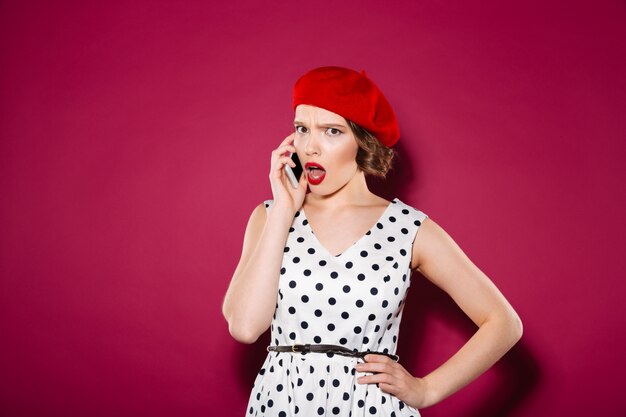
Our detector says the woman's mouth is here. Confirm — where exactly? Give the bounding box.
[304,162,326,185]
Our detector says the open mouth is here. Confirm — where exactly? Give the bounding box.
[304,162,326,185]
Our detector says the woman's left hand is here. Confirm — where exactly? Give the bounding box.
[355,354,430,409]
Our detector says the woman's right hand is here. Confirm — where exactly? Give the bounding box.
[269,133,307,216]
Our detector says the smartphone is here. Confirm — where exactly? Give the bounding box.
[284,152,303,189]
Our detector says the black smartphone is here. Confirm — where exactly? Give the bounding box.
[284,152,303,189]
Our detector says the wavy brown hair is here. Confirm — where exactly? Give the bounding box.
[346,119,396,178]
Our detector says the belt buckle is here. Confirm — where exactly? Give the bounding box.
[292,344,304,353]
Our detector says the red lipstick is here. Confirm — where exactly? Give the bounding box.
[304,162,326,185]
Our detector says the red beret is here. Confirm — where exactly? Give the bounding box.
[293,66,400,147]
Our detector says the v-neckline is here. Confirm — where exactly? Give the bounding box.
[299,198,398,258]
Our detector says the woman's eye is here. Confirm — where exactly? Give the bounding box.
[327,128,341,136]
[295,126,308,134]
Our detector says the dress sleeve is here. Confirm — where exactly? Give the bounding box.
[396,201,428,242]
[391,201,428,284]
[411,208,428,236]
[263,199,274,215]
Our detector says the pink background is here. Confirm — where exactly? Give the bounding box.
[1,1,625,416]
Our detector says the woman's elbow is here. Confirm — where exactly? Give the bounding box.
[513,313,523,340]
[222,300,269,344]
[225,316,263,344]
[506,308,523,343]
[229,326,260,344]
[489,306,523,345]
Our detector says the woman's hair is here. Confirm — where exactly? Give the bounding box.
[347,119,396,178]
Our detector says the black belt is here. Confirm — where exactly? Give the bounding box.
[267,344,399,362]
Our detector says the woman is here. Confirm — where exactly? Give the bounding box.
[222,66,523,416]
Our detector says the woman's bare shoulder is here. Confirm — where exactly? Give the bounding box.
[234,202,269,266]
[410,215,463,275]
[247,201,269,229]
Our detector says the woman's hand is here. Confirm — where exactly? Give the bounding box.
[356,354,431,409]
[269,133,307,215]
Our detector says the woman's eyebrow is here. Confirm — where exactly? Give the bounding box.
[293,120,346,128]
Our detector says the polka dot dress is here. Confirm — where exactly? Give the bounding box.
[246,198,428,417]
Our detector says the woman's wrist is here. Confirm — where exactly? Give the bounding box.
[417,376,441,409]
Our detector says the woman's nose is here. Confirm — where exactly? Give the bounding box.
[304,132,321,156]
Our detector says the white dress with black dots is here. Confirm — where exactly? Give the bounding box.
[246,198,428,417]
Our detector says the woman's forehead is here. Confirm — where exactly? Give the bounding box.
[294,104,346,124]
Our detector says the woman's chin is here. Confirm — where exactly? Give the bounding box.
[307,183,331,196]
[306,182,350,198]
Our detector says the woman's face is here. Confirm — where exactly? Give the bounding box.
[293,104,360,196]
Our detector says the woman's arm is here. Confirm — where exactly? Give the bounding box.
[221,202,294,343]
[222,133,307,344]
[354,215,522,408]
[222,133,307,343]
[411,217,523,407]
